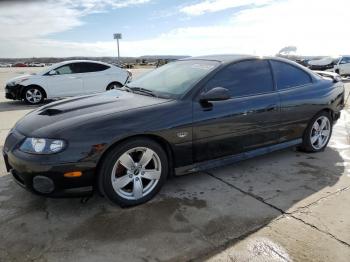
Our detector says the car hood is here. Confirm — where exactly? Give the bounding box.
[15,90,171,137]
[6,74,33,85]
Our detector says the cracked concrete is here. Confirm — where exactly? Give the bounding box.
[0,70,349,261]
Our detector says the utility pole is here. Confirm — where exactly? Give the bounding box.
[113,33,122,63]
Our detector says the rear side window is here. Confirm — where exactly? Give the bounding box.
[71,62,110,73]
[271,60,312,90]
[204,59,274,97]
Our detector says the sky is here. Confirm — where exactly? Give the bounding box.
[0,0,349,58]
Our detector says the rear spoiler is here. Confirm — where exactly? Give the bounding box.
[313,70,342,83]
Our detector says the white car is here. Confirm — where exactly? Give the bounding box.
[28,62,46,67]
[5,60,131,104]
[327,56,350,76]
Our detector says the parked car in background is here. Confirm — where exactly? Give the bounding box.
[0,63,12,68]
[3,55,345,206]
[12,63,27,67]
[307,57,336,71]
[29,62,45,67]
[5,60,132,104]
[326,55,350,76]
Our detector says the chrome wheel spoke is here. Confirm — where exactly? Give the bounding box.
[114,174,133,189]
[310,116,331,150]
[311,135,318,144]
[317,136,323,147]
[322,130,330,137]
[133,178,143,199]
[26,89,41,103]
[119,153,135,170]
[139,149,154,167]
[142,169,161,180]
[111,146,162,201]
[319,119,327,130]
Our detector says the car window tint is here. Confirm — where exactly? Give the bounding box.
[73,62,110,73]
[271,60,312,89]
[55,65,73,75]
[340,57,350,64]
[204,59,274,97]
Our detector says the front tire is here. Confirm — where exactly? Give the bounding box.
[300,111,332,152]
[23,86,45,105]
[98,138,168,207]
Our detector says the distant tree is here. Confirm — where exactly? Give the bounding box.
[277,46,297,56]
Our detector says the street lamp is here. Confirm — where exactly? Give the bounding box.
[113,33,122,63]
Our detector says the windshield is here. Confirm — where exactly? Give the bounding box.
[128,60,220,98]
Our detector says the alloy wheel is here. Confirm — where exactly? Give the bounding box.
[111,147,162,200]
[25,88,42,104]
[310,116,331,150]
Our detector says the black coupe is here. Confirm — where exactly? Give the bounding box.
[3,55,345,206]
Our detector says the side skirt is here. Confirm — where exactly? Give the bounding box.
[175,139,302,176]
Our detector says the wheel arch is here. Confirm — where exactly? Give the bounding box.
[21,84,47,99]
[106,81,123,90]
[318,108,335,121]
[95,134,176,180]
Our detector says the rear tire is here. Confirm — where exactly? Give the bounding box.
[98,138,168,207]
[106,82,123,90]
[23,86,45,105]
[299,111,332,152]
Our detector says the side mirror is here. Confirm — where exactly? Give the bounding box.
[48,70,57,75]
[199,87,230,102]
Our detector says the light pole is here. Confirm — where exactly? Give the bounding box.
[113,33,122,63]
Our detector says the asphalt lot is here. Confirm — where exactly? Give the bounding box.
[0,68,349,261]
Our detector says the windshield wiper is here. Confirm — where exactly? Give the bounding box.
[128,87,157,97]
[115,85,133,93]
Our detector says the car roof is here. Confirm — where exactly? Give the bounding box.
[54,60,112,67]
[181,54,258,63]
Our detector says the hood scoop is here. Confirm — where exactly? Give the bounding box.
[38,99,119,116]
[39,108,63,116]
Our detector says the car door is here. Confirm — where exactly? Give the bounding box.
[269,60,316,142]
[192,59,281,163]
[338,57,350,75]
[77,62,111,94]
[45,63,83,97]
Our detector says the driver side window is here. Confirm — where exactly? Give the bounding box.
[340,57,350,64]
[203,59,274,97]
[55,64,73,75]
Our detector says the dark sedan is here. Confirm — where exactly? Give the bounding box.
[3,55,345,206]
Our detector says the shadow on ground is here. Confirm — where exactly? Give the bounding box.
[0,100,52,112]
[0,145,346,261]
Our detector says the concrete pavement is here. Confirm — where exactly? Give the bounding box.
[0,70,349,261]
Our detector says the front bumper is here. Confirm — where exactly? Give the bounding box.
[3,131,95,197]
[5,84,23,100]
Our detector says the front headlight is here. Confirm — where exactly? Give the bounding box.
[19,138,66,154]
[7,78,29,87]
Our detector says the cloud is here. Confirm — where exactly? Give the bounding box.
[0,0,349,57]
[180,0,273,16]
[0,0,150,39]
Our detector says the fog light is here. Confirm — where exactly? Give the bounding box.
[33,176,54,194]
[64,171,82,178]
